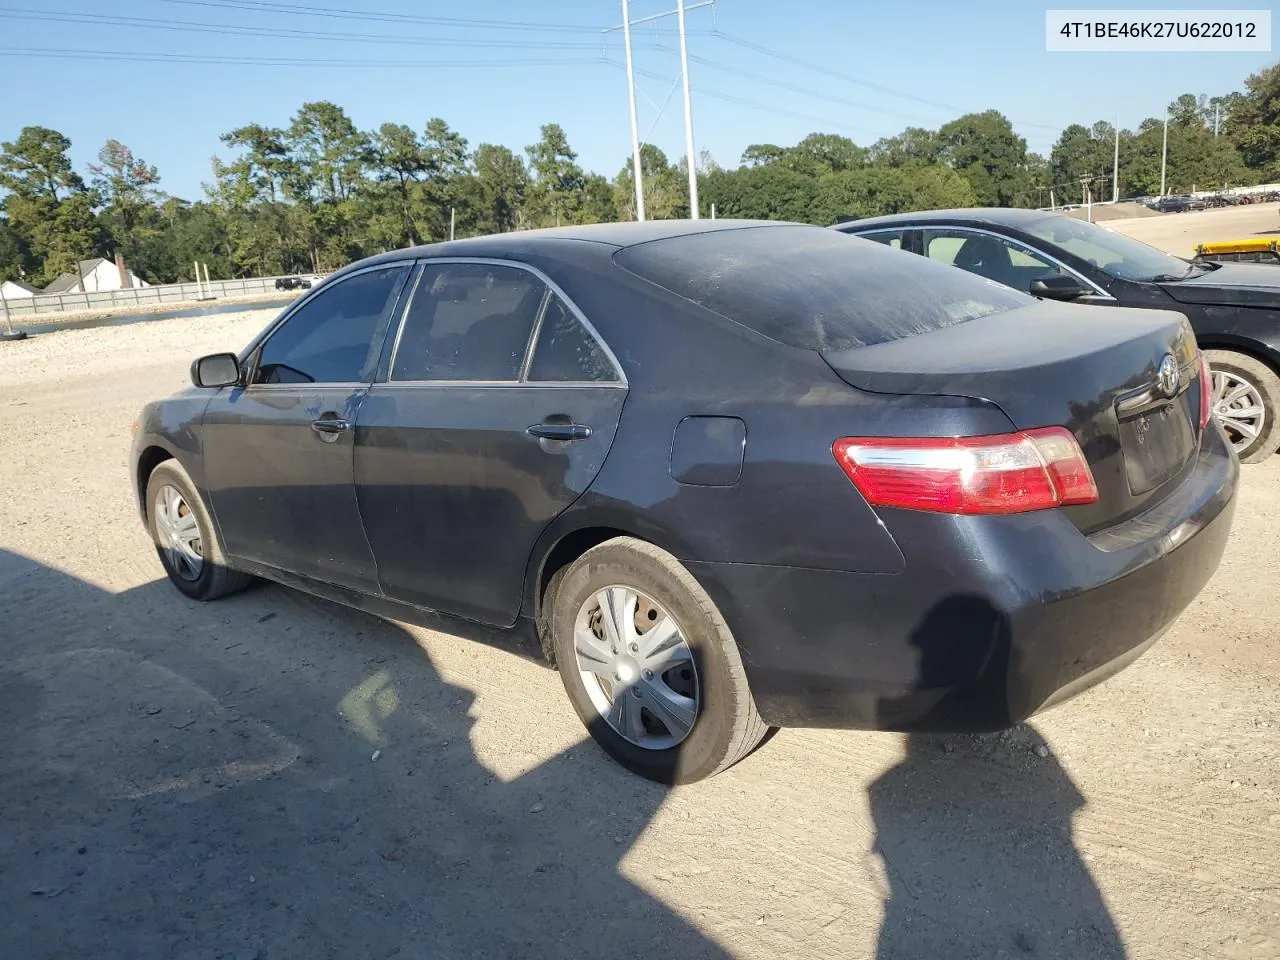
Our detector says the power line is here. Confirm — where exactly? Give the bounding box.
[158,0,607,33]
[661,47,953,126]
[710,30,1064,133]
[610,60,881,137]
[0,47,605,68]
[0,8,648,50]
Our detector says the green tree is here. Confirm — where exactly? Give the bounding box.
[0,126,105,286]
[0,126,84,202]
[740,143,786,167]
[936,111,1029,206]
[470,143,530,233]
[699,164,819,222]
[370,123,428,246]
[782,133,867,176]
[0,215,29,281]
[868,127,942,167]
[526,123,585,227]
[614,144,686,220]
[1225,63,1280,178]
[89,139,163,268]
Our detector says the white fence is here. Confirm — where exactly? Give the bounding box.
[0,274,316,320]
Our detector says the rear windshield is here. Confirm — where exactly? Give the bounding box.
[614,225,1028,352]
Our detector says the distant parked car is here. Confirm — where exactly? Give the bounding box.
[274,276,312,291]
[836,208,1280,461]
[132,220,1236,783]
[1153,195,1205,213]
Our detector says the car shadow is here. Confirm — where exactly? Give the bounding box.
[869,594,1125,959]
[0,551,1127,958]
[0,548,733,959]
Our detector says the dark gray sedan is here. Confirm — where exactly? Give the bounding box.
[132,220,1237,782]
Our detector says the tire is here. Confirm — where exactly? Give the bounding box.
[1204,349,1280,463]
[145,459,254,601]
[549,537,768,784]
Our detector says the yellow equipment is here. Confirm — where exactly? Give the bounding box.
[1193,239,1280,264]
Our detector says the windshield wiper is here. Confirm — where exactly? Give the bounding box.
[1148,273,1186,282]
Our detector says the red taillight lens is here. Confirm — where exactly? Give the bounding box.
[832,427,1099,516]
[1198,352,1213,431]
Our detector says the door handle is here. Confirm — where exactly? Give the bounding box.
[311,417,350,441]
[526,422,592,442]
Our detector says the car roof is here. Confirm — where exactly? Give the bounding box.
[351,218,794,268]
[833,208,1061,232]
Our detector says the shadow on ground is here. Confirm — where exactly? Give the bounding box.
[0,549,1123,959]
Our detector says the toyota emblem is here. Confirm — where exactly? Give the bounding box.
[1157,354,1180,398]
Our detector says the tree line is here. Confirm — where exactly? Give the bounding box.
[2,63,1278,288]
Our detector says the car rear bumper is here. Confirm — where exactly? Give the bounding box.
[686,428,1238,731]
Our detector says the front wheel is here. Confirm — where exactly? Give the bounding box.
[550,537,769,784]
[145,460,254,601]
[1204,350,1280,463]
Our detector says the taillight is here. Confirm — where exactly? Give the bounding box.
[1198,352,1213,431]
[832,427,1099,516]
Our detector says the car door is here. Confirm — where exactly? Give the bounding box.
[201,263,411,591]
[354,259,627,627]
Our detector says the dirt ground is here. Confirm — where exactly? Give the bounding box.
[1103,202,1280,257]
[1,309,1278,960]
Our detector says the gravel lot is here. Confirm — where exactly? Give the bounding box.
[1,308,1278,960]
[1103,202,1280,257]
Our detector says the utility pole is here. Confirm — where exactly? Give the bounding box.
[1112,119,1120,203]
[620,0,646,221]
[1214,102,1220,137]
[676,0,700,218]
[1160,106,1169,196]
[449,207,456,241]
[1080,176,1094,223]
[605,1,713,220]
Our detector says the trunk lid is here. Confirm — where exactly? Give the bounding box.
[822,302,1203,532]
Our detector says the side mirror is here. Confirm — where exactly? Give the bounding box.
[191,352,241,388]
[1029,274,1090,301]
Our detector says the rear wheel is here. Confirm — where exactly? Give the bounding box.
[549,537,768,784]
[1204,350,1280,463]
[145,460,253,601]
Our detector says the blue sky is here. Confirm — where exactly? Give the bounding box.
[0,0,1273,200]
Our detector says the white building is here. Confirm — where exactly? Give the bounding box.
[0,279,40,299]
[43,258,151,294]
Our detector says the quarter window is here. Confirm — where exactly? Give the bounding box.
[528,296,619,383]
[254,266,407,384]
[392,263,546,381]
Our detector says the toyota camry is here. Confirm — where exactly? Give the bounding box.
[131,220,1238,783]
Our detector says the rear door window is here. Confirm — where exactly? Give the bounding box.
[615,225,1027,352]
[391,263,547,381]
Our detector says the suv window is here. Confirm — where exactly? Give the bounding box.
[528,295,619,382]
[392,263,546,381]
[923,228,1066,295]
[255,266,407,384]
[615,225,1027,352]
